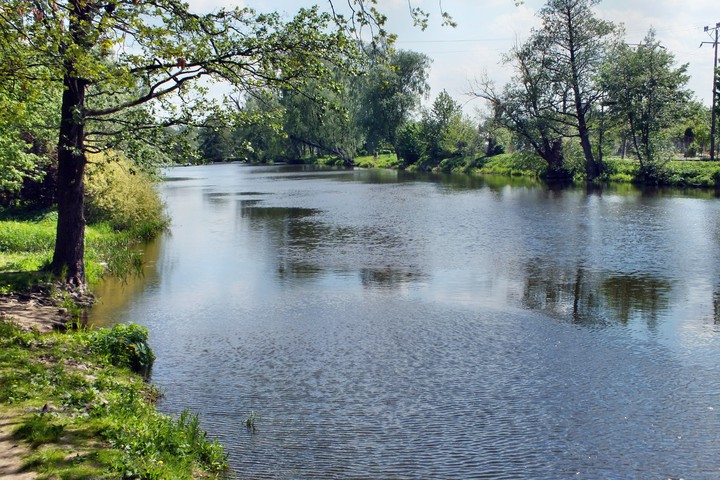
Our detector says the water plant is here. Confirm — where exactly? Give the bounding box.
[244,410,257,433]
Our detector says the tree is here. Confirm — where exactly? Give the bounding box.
[357,49,430,154]
[532,0,616,180]
[600,30,691,181]
[422,90,462,162]
[0,0,370,287]
[232,92,288,164]
[0,34,58,199]
[281,63,369,166]
[396,121,425,166]
[197,113,235,163]
[471,0,615,180]
[471,40,571,179]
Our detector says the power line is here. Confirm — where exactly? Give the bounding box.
[701,22,719,161]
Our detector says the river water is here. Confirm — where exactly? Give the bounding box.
[91,163,720,479]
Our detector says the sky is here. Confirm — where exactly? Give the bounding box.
[187,0,720,116]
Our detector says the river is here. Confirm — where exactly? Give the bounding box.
[91,163,720,479]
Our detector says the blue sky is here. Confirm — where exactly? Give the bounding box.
[188,0,720,115]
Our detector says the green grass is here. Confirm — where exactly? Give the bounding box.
[354,153,400,169]
[0,321,228,479]
[660,160,720,187]
[0,210,153,292]
[602,157,639,183]
[474,153,547,177]
[602,157,720,187]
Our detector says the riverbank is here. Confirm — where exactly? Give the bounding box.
[313,151,720,189]
[0,310,229,479]
[0,199,228,478]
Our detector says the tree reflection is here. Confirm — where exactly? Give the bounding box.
[360,268,426,290]
[522,259,671,329]
[237,202,427,289]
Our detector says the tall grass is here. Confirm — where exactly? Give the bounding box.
[354,153,400,169]
[475,153,547,177]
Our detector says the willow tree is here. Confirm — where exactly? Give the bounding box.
[0,0,378,287]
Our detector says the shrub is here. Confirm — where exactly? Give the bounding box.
[90,324,155,375]
[85,153,168,240]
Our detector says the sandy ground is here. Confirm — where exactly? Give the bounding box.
[0,294,70,479]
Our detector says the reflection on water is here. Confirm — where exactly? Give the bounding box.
[90,164,720,479]
[522,260,672,328]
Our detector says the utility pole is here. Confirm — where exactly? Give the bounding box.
[701,23,720,161]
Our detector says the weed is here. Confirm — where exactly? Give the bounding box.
[15,413,66,446]
[244,410,257,433]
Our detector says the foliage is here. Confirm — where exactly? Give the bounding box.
[89,323,155,375]
[600,29,692,181]
[354,153,399,169]
[281,74,365,166]
[471,0,616,180]
[660,160,720,187]
[84,153,169,240]
[0,46,59,196]
[601,157,639,183]
[475,153,548,177]
[394,121,425,167]
[534,0,616,179]
[356,48,431,154]
[0,320,227,479]
[198,114,236,163]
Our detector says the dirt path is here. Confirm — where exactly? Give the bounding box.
[0,293,70,333]
[0,414,35,480]
[0,294,70,479]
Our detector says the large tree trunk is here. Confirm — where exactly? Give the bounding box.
[51,74,88,287]
[577,113,601,181]
[539,139,571,182]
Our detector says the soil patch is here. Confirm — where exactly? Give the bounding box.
[0,293,70,333]
[0,413,35,480]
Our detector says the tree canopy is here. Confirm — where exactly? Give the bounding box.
[0,0,383,286]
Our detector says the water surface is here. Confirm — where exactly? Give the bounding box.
[92,164,720,479]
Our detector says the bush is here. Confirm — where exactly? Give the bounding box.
[90,324,155,375]
[85,153,168,240]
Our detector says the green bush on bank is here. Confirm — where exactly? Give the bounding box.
[602,157,639,183]
[90,323,156,375]
[0,153,168,290]
[354,153,399,169]
[0,320,228,479]
[85,153,169,241]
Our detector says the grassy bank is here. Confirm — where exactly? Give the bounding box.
[342,152,720,189]
[0,210,150,294]
[0,321,228,479]
[0,155,223,479]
